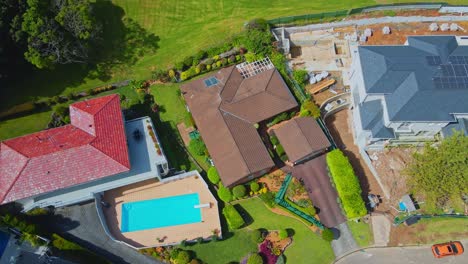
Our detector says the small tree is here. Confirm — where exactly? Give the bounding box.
[247,253,264,264]
[278,229,288,239]
[233,185,247,199]
[189,138,206,156]
[322,228,334,241]
[217,186,232,203]
[208,167,221,184]
[250,182,260,192]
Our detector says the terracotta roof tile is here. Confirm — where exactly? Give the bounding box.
[0,94,130,204]
[181,65,297,186]
[274,117,330,163]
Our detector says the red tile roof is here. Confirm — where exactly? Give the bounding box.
[0,94,130,204]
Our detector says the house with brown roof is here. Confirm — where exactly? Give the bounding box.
[273,117,330,166]
[181,60,298,187]
[0,94,170,211]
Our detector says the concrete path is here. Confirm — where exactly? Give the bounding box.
[331,222,360,258]
[50,202,162,264]
[371,215,391,246]
[335,240,468,264]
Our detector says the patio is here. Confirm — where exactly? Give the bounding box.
[101,172,221,248]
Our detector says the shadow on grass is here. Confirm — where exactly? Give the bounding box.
[234,204,254,227]
[1,0,160,111]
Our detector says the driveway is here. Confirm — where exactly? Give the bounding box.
[335,240,468,264]
[291,155,345,228]
[43,201,162,264]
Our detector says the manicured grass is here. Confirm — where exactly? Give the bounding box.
[0,110,52,140]
[184,198,334,264]
[347,220,373,247]
[6,0,463,110]
[414,217,468,244]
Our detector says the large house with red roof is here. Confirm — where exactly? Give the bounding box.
[0,94,169,211]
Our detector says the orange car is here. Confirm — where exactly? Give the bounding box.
[431,241,464,258]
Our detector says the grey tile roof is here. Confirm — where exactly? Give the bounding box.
[358,36,468,122]
[359,99,395,139]
[442,118,468,137]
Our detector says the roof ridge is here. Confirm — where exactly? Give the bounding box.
[220,112,256,174]
[88,143,130,169]
[0,158,30,204]
[219,67,237,98]
[293,119,314,158]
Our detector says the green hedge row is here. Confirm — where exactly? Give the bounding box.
[222,205,245,230]
[326,149,367,218]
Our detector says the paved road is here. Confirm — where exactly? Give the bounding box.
[51,202,162,264]
[335,241,468,264]
[292,155,345,228]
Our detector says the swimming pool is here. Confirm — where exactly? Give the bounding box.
[0,231,10,258]
[121,193,202,232]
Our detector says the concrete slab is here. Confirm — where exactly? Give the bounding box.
[372,215,391,246]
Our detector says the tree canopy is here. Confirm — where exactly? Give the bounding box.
[404,132,468,210]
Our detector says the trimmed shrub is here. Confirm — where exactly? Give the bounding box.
[278,229,288,239]
[216,60,222,67]
[260,192,276,207]
[247,253,264,264]
[326,150,367,218]
[250,182,260,192]
[217,185,232,203]
[275,144,285,157]
[322,228,334,241]
[300,99,321,119]
[189,138,206,156]
[292,69,309,86]
[208,167,221,184]
[250,229,264,243]
[170,248,181,259]
[233,185,247,199]
[175,61,185,71]
[270,135,279,145]
[236,55,241,61]
[268,112,289,127]
[222,205,245,229]
[183,56,194,68]
[206,64,212,71]
[52,234,82,250]
[184,112,195,127]
[176,250,191,264]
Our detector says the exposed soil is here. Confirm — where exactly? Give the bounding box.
[309,71,348,106]
[265,231,292,252]
[176,122,194,146]
[367,148,415,206]
[258,169,286,193]
[325,109,388,211]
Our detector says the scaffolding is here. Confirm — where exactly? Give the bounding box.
[236,57,274,79]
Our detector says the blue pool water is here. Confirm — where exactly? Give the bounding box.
[121,193,202,232]
[0,231,10,258]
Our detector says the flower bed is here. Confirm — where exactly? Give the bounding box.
[147,125,162,155]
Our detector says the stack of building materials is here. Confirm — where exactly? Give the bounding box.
[364,28,373,37]
[450,23,459,31]
[429,23,438,31]
[440,23,450,31]
[382,26,391,35]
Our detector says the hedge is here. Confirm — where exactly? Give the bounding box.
[300,99,321,119]
[207,167,220,184]
[326,149,367,218]
[250,182,260,192]
[217,185,232,203]
[233,185,247,199]
[250,229,264,243]
[223,205,245,230]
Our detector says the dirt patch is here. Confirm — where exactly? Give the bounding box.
[265,231,292,252]
[310,71,348,106]
[367,148,416,206]
[176,122,194,146]
[258,169,286,193]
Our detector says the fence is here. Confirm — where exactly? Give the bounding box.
[267,2,452,26]
[393,213,468,226]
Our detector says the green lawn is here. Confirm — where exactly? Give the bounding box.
[0,110,52,140]
[347,220,373,247]
[412,217,468,244]
[5,0,464,110]
[183,198,334,264]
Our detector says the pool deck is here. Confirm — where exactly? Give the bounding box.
[102,173,221,248]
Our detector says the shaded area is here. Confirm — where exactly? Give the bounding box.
[0,0,159,111]
[291,155,345,228]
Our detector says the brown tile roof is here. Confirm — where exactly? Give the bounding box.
[274,117,330,163]
[181,65,297,186]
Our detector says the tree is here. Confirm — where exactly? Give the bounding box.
[207,167,220,184]
[17,0,99,68]
[189,138,206,156]
[232,185,247,199]
[300,99,321,119]
[247,253,264,264]
[322,228,334,241]
[404,132,468,210]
